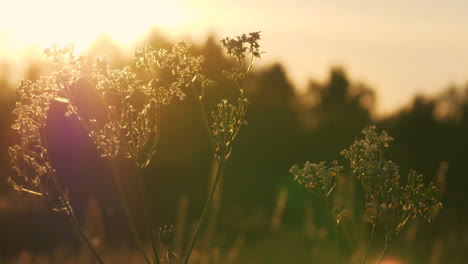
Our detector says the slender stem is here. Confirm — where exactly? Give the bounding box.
[64,204,104,264]
[336,227,341,264]
[141,89,161,168]
[189,84,217,156]
[49,183,102,263]
[136,166,161,264]
[183,159,225,264]
[324,198,340,264]
[110,162,152,264]
[70,102,151,263]
[375,243,390,264]
[362,205,381,264]
[376,210,393,264]
[39,126,104,263]
[182,80,226,264]
[167,252,173,264]
[184,57,252,264]
[42,195,99,263]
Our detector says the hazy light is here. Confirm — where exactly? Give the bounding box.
[1,0,192,53]
[1,0,467,115]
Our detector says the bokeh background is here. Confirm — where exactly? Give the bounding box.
[0,1,467,263]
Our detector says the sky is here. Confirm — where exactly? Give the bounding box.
[1,0,468,115]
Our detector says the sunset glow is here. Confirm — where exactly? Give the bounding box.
[1,0,191,53]
[1,0,468,114]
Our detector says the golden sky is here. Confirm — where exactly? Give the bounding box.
[1,0,467,115]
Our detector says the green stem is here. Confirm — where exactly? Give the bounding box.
[167,252,173,264]
[362,205,381,264]
[324,198,340,264]
[72,111,151,263]
[183,159,225,264]
[74,69,155,263]
[136,166,161,264]
[375,243,390,264]
[40,127,104,263]
[189,84,217,156]
[110,162,152,264]
[64,203,104,264]
[50,185,103,264]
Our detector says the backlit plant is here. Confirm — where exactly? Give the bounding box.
[8,32,262,264]
[183,32,262,264]
[291,126,442,264]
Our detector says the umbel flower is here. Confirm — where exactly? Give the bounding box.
[220,32,262,60]
[341,126,400,223]
[290,160,345,229]
[208,32,262,161]
[85,41,216,168]
[341,126,442,249]
[182,32,262,264]
[8,44,83,203]
[291,126,443,263]
[8,45,104,263]
[289,161,343,198]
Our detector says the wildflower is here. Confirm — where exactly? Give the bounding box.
[290,161,343,198]
[220,31,263,60]
[207,32,262,161]
[211,98,248,160]
[341,126,401,223]
[342,126,442,236]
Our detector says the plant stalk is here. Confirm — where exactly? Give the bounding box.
[324,198,340,264]
[189,84,217,156]
[50,184,103,264]
[41,127,104,264]
[136,166,161,264]
[375,243,389,264]
[362,205,381,264]
[183,159,225,264]
[110,162,152,264]
[64,204,104,264]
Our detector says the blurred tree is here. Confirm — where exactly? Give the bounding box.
[302,67,374,161]
[224,64,301,216]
